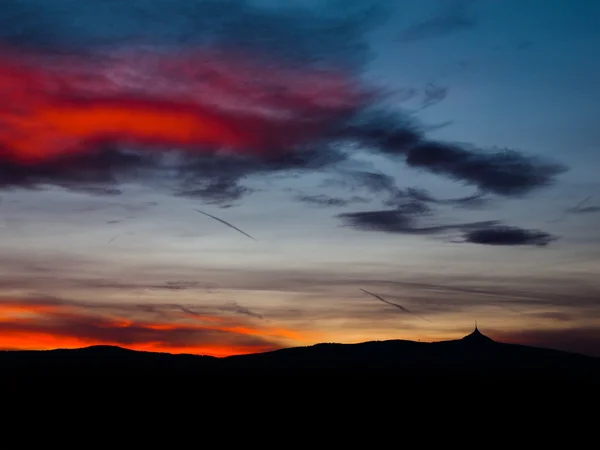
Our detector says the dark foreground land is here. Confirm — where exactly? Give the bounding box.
[1,328,599,379]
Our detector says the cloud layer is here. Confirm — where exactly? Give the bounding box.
[0,296,300,356]
[0,0,567,258]
[0,1,565,211]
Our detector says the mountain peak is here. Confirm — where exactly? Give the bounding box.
[461,323,494,344]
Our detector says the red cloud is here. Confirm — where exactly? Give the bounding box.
[0,297,302,357]
[0,47,369,164]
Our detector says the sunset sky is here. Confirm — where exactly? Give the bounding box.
[1,0,599,358]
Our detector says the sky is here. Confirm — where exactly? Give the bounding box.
[1,0,599,358]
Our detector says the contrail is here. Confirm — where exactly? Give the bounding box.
[360,288,432,323]
[194,208,257,241]
[549,195,593,223]
[572,196,591,211]
[108,231,134,244]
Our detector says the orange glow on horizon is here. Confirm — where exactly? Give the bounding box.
[0,299,301,357]
[0,330,274,357]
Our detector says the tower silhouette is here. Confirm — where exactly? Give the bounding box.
[462,320,494,344]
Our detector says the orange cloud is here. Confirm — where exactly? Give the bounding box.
[0,47,365,164]
[0,298,301,357]
[0,302,61,318]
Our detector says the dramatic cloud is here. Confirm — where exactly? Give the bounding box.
[0,1,379,204]
[0,296,302,356]
[0,0,566,209]
[341,111,566,196]
[461,225,557,247]
[1,46,370,159]
[403,143,565,197]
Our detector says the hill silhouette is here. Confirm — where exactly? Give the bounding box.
[1,327,599,378]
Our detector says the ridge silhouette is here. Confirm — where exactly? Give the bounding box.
[1,328,599,378]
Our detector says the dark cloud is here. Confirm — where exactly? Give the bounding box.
[352,129,564,197]
[296,194,368,208]
[337,206,557,247]
[337,208,497,235]
[298,194,348,207]
[399,0,477,43]
[173,144,349,205]
[337,209,414,233]
[0,147,160,193]
[461,225,557,247]
[177,180,253,207]
[166,153,256,206]
[0,144,349,207]
[336,109,566,197]
[403,142,565,197]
